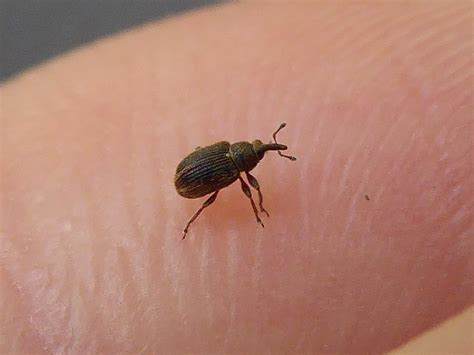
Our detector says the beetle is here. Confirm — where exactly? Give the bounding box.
[174,123,296,239]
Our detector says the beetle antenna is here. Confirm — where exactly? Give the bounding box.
[272,123,296,161]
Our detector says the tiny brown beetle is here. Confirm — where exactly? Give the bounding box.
[175,123,296,239]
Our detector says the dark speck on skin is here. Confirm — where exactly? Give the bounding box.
[364,194,370,201]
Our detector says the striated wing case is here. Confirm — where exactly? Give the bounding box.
[175,142,240,198]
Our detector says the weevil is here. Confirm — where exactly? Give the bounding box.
[174,123,296,239]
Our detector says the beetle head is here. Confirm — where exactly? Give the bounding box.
[252,123,296,161]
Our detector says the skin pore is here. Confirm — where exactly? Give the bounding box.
[1,2,472,353]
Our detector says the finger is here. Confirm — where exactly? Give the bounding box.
[2,2,472,353]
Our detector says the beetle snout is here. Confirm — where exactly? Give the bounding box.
[262,143,287,152]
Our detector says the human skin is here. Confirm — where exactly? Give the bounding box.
[1,1,472,354]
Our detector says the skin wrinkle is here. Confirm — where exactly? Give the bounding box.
[9,246,60,351]
[367,7,470,102]
[66,193,95,354]
[370,107,413,199]
[90,137,141,342]
[316,76,344,200]
[263,11,334,122]
[12,22,213,348]
[198,235,213,327]
[440,62,472,97]
[318,4,378,47]
[429,34,471,72]
[153,121,183,343]
[450,198,472,228]
[0,267,47,353]
[316,82,362,258]
[417,21,471,73]
[123,109,150,297]
[78,163,127,351]
[234,6,329,126]
[226,223,239,321]
[297,68,336,191]
[340,167,371,241]
[5,150,75,351]
[336,96,383,194]
[433,101,465,153]
[329,10,398,62]
[162,221,184,333]
[354,92,458,350]
[74,180,105,352]
[396,2,466,55]
[354,21,406,75]
[66,235,83,353]
[250,227,263,346]
[184,241,213,352]
[1,250,46,350]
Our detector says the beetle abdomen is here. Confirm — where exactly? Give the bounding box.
[174,141,239,199]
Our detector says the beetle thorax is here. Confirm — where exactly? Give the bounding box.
[229,142,260,172]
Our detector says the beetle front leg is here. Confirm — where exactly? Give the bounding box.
[182,190,219,239]
[238,176,264,228]
[245,172,269,217]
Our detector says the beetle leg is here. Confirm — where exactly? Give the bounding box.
[239,176,264,228]
[182,190,219,239]
[245,172,269,217]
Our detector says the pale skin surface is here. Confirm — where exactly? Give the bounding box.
[1,2,473,354]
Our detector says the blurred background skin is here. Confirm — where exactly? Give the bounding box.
[1,1,473,354]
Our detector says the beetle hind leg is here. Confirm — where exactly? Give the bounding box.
[182,190,219,239]
[245,172,269,217]
[239,176,264,228]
